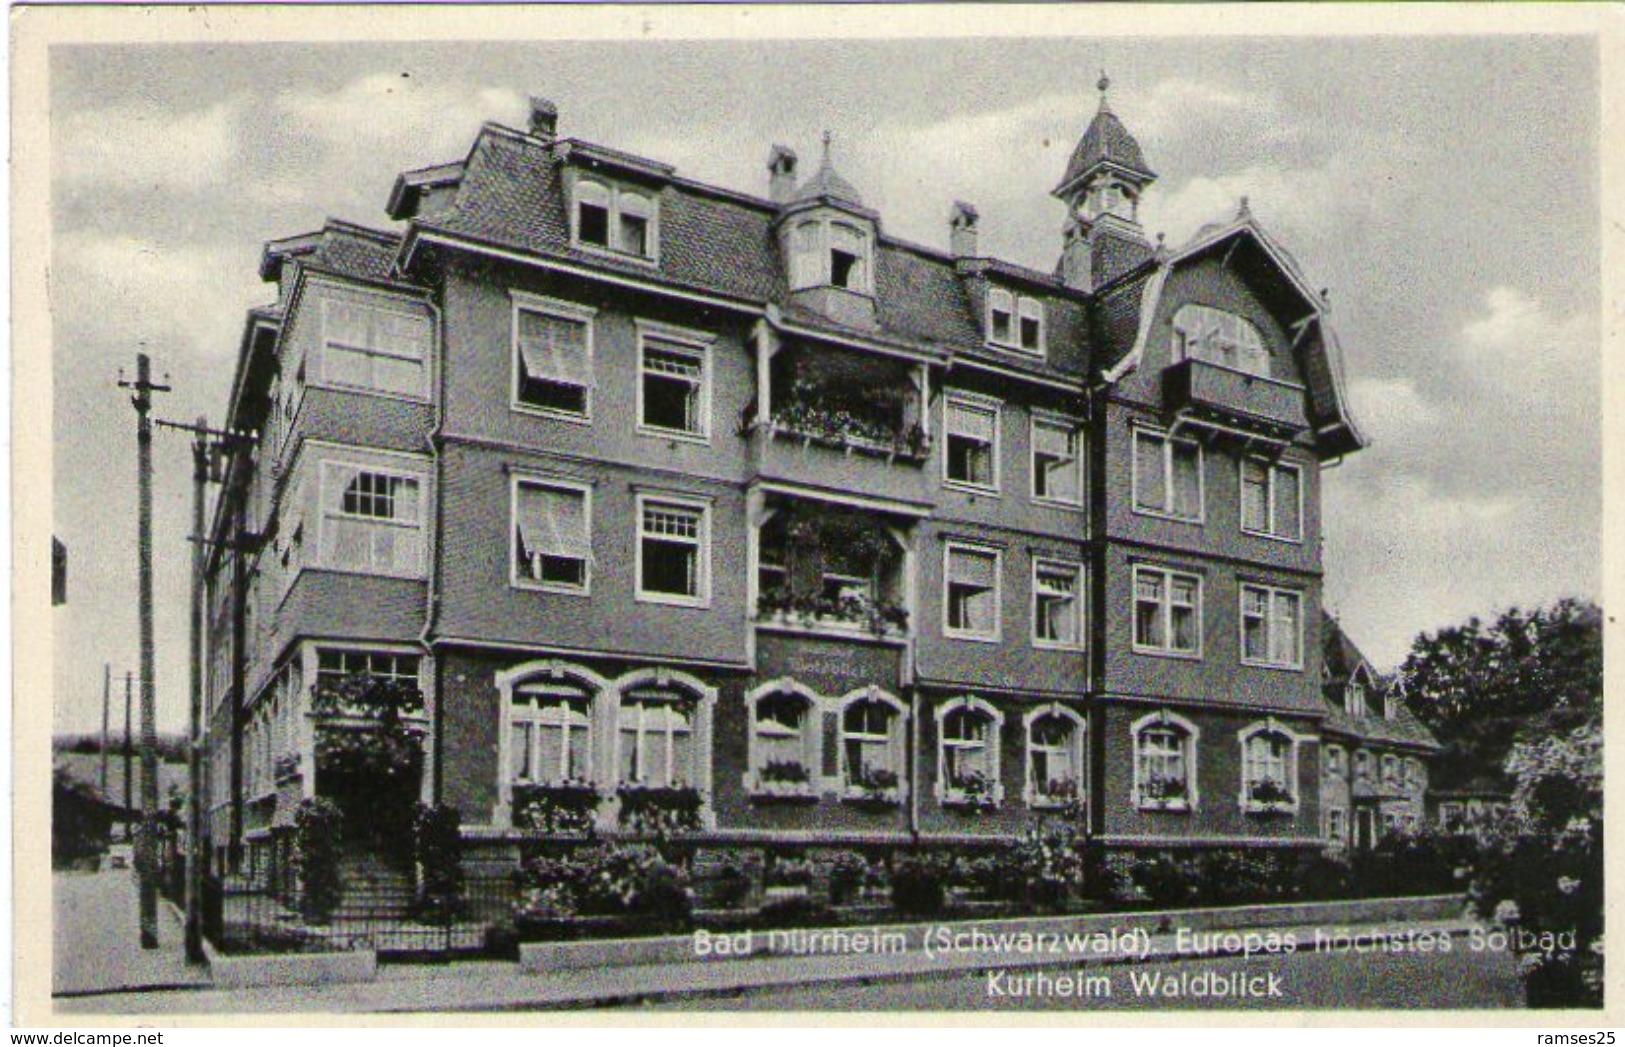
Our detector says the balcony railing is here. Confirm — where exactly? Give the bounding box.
[755,589,909,641]
[755,404,931,464]
[1162,358,1308,434]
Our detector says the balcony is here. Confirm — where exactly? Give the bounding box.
[745,337,936,506]
[1162,358,1308,436]
[755,497,912,645]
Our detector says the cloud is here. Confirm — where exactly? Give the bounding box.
[55,100,241,191]
[275,75,528,156]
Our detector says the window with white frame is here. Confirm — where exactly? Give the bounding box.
[1026,708,1084,808]
[1241,458,1303,541]
[1132,428,1202,521]
[748,687,818,792]
[1347,677,1368,718]
[512,478,592,592]
[1031,415,1082,505]
[1240,584,1303,669]
[1240,725,1297,810]
[944,543,1001,640]
[1133,565,1201,656]
[1133,714,1196,809]
[572,179,658,261]
[638,330,709,439]
[319,463,425,576]
[1381,753,1399,787]
[510,682,594,785]
[937,699,1001,804]
[1171,303,1269,376]
[1354,749,1371,781]
[637,496,709,605]
[985,289,1044,355]
[841,696,903,793]
[1327,806,1347,844]
[617,689,695,788]
[788,218,872,295]
[314,649,421,721]
[513,298,594,418]
[320,298,432,399]
[944,394,1000,492]
[1032,559,1082,649]
[1325,744,1345,779]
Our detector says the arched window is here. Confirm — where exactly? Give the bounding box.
[745,680,822,797]
[935,697,1003,806]
[510,680,595,785]
[1025,705,1085,809]
[1238,722,1300,812]
[618,688,696,788]
[1132,711,1198,810]
[839,688,906,799]
[1171,304,1268,376]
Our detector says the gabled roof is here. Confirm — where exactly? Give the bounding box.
[260,219,408,287]
[1319,613,1441,752]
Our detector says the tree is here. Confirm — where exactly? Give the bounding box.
[1400,599,1601,788]
[311,672,425,859]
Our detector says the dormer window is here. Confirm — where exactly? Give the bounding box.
[788,217,872,296]
[1172,304,1267,377]
[986,289,1045,356]
[572,178,658,262]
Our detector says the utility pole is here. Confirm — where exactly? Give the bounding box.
[119,352,169,950]
[100,664,111,801]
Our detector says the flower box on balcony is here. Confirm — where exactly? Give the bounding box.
[616,783,705,834]
[765,413,931,464]
[513,781,602,835]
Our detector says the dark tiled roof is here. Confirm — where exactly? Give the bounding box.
[308,222,407,286]
[1319,612,1440,751]
[1058,101,1156,192]
[1321,702,1441,752]
[1321,611,1368,682]
[792,158,865,210]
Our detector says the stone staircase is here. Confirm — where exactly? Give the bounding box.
[336,853,416,922]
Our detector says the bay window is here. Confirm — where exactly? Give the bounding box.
[319,461,425,577]
[320,297,431,400]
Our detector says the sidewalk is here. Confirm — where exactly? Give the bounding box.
[59,915,1481,1015]
[53,870,211,996]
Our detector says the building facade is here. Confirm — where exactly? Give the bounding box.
[205,84,1420,874]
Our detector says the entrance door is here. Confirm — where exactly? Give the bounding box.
[1354,807,1377,851]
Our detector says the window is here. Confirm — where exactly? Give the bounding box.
[1325,745,1345,779]
[1171,303,1268,376]
[1354,750,1371,781]
[1347,678,1367,718]
[618,690,694,788]
[1031,415,1082,506]
[1025,707,1084,809]
[747,685,819,794]
[1240,725,1298,811]
[1132,428,1202,521]
[510,683,594,785]
[1405,758,1423,790]
[1133,565,1201,657]
[985,289,1044,355]
[513,296,594,418]
[315,649,420,700]
[841,694,904,794]
[1032,559,1082,649]
[636,495,709,606]
[319,462,425,576]
[788,218,872,295]
[944,394,1000,492]
[320,299,432,399]
[638,327,711,439]
[944,543,1001,641]
[1241,458,1303,541]
[1133,713,1198,810]
[572,179,658,261]
[937,699,1002,806]
[1439,802,1464,832]
[1240,584,1303,669]
[1381,754,1399,787]
[513,478,592,593]
[1327,807,1347,844]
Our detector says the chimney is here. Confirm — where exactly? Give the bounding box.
[949,200,980,258]
[528,96,559,141]
[767,145,798,204]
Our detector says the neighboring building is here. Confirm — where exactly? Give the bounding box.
[1429,777,1511,836]
[1317,614,1440,851]
[204,82,1380,876]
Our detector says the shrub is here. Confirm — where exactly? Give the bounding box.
[1006,823,1087,910]
[514,843,693,933]
[294,797,344,923]
[755,895,835,930]
[1289,850,1355,901]
[411,802,464,920]
[1128,851,1201,908]
[826,850,879,906]
[1200,849,1289,906]
[890,852,950,916]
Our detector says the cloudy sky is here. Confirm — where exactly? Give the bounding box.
[48,30,1600,734]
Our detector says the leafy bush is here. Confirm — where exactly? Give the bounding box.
[826,850,880,905]
[1353,827,1469,899]
[1127,851,1201,908]
[890,852,950,916]
[514,843,693,932]
[1289,850,1355,902]
[295,797,345,923]
[755,895,835,930]
[411,802,464,920]
[1006,823,1088,909]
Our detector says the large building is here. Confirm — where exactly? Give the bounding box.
[204,83,1425,876]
